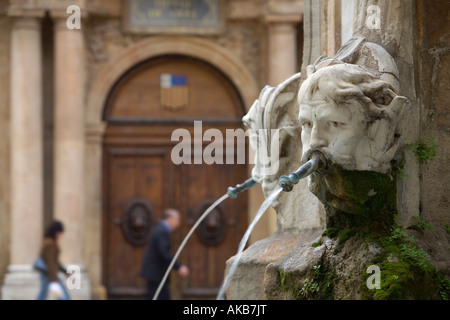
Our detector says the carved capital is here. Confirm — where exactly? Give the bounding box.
[8,8,45,30]
[10,16,42,30]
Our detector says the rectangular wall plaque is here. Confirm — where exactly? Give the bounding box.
[124,0,224,34]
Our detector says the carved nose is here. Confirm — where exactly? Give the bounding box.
[310,127,328,148]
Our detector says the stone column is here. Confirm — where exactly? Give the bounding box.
[51,13,91,299]
[84,123,107,299]
[262,14,303,235]
[265,14,301,86]
[2,13,44,300]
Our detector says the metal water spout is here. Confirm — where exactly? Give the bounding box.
[227,178,259,199]
[278,151,327,192]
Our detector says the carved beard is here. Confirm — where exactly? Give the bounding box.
[302,131,396,175]
[307,159,397,230]
[302,147,357,172]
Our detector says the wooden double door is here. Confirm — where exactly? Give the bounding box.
[102,56,249,299]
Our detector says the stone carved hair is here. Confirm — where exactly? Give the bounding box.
[302,59,398,107]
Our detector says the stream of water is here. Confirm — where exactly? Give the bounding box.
[216,186,283,300]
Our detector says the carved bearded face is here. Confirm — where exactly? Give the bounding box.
[299,90,367,166]
[298,63,408,173]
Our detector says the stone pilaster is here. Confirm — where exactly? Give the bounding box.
[257,14,302,236]
[265,14,301,86]
[51,12,91,299]
[2,13,44,300]
[84,122,107,299]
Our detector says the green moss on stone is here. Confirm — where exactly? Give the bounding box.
[269,262,338,300]
[310,164,398,237]
[360,225,447,300]
[269,162,450,300]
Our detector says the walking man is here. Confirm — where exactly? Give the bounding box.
[140,208,189,300]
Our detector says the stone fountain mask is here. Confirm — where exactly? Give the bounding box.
[243,73,303,196]
[243,38,410,228]
[298,61,409,174]
[298,58,410,223]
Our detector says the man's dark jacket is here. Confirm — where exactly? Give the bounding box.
[140,222,181,283]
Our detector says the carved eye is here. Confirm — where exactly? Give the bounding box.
[302,121,312,130]
[329,121,342,128]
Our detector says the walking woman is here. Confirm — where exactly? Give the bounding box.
[36,220,70,300]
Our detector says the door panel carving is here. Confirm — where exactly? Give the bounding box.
[195,200,227,247]
[121,199,155,246]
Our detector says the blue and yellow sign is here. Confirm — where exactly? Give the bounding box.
[125,0,223,34]
[160,73,189,111]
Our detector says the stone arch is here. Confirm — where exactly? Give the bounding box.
[86,36,259,125]
[83,38,260,293]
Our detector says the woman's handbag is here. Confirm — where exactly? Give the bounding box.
[33,257,47,273]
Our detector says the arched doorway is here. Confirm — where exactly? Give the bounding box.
[102,55,249,299]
